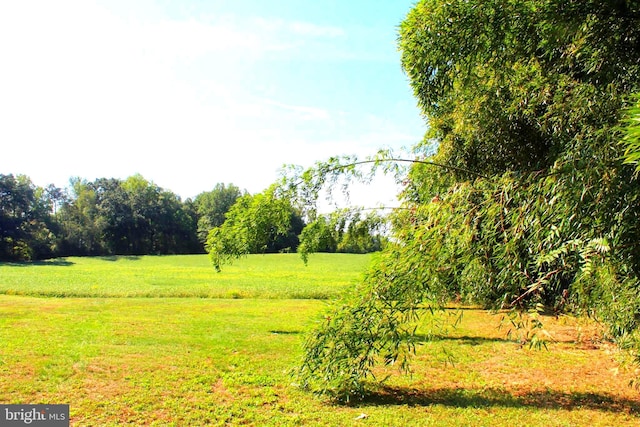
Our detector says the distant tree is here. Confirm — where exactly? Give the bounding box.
[57,175,200,256]
[193,183,243,245]
[297,215,338,255]
[181,198,203,253]
[44,184,67,215]
[149,186,200,254]
[56,177,105,256]
[267,209,305,254]
[336,211,387,254]
[101,174,199,254]
[0,174,56,260]
[92,177,134,254]
[206,185,303,271]
[298,209,388,263]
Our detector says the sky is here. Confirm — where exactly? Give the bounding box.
[0,0,426,207]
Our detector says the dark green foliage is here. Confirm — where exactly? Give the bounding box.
[296,0,640,401]
[193,183,243,245]
[622,94,640,172]
[268,209,305,254]
[399,0,640,177]
[0,174,57,260]
[2,174,204,259]
[55,177,105,256]
[58,175,200,256]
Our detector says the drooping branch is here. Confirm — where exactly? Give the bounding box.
[278,154,491,221]
[324,157,490,180]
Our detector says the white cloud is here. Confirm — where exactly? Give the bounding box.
[0,0,423,208]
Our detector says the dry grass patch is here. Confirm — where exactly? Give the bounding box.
[362,309,640,426]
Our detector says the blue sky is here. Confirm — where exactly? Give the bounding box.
[0,0,426,205]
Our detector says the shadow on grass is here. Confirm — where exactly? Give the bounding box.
[269,330,302,335]
[357,385,640,414]
[413,334,509,345]
[98,255,141,262]
[442,306,489,311]
[1,258,75,267]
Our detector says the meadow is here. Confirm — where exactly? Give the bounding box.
[1,254,639,426]
[0,253,368,299]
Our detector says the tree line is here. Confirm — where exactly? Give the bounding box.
[0,173,386,262]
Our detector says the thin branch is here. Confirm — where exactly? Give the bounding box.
[510,269,561,307]
[330,158,491,180]
[357,206,412,211]
[280,157,490,199]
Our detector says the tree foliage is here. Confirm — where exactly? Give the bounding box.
[0,174,57,260]
[1,171,389,264]
[205,185,302,271]
[62,175,200,256]
[0,174,209,260]
[298,209,388,264]
[193,183,243,245]
[623,94,640,172]
[56,177,105,256]
[296,0,640,400]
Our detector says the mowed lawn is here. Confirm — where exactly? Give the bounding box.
[1,254,639,426]
[0,253,369,299]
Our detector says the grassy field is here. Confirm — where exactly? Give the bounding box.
[1,254,639,426]
[0,253,369,299]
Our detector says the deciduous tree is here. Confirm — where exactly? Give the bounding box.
[193,183,243,245]
[206,185,302,271]
[296,0,640,400]
[0,174,56,260]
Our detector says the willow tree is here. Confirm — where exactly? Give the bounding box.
[623,94,640,171]
[296,0,640,400]
[205,185,302,271]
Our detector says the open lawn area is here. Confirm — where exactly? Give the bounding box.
[0,253,369,299]
[1,254,639,425]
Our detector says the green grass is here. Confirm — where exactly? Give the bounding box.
[0,253,370,299]
[1,254,639,425]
